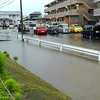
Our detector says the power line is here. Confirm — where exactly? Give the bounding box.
[0,0,14,6]
[0,0,11,5]
[0,0,15,9]
[0,0,6,4]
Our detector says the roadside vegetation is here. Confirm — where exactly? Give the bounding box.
[0,51,71,100]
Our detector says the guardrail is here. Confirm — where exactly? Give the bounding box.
[0,31,10,40]
[24,37,100,61]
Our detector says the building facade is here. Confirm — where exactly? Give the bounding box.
[44,0,97,25]
[0,11,20,25]
[24,11,42,23]
[30,11,42,20]
[94,0,100,22]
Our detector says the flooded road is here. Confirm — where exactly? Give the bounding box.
[0,29,100,100]
[0,40,100,100]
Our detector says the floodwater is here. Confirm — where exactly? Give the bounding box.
[0,30,100,100]
[26,33,100,50]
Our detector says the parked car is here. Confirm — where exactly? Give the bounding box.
[36,26,48,35]
[29,23,37,34]
[49,22,59,26]
[9,23,14,29]
[0,24,3,28]
[2,23,8,29]
[58,23,70,33]
[70,24,83,33]
[48,25,59,35]
[18,24,29,33]
[81,24,100,39]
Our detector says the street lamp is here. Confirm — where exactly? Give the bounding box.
[20,0,24,41]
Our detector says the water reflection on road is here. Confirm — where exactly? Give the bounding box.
[28,33,100,50]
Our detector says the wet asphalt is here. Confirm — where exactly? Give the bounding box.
[0,29,100,100]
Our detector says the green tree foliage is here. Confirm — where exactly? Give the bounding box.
[0,52,6,74]
[4,78,22,93]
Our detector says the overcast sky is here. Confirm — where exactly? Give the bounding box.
[0,0,52,16]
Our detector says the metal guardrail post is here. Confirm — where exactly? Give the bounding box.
[38,40,41,47]
[26,39,28,43]
[99,51,100,61]
[60,44,63,51]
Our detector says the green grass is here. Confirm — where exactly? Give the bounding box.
[0,81,11,100]
[5,57,72,100]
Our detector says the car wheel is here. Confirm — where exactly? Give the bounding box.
[34,30,36,34]
[83,35,85,38]
[49,31,51,35]
[48,30,50,35]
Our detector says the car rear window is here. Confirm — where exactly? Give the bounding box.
[94,25,100,31]
[84,26,93,31]
[74,26,81,28]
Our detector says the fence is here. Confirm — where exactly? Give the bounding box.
[24,37,100,61]
[0,30,10,40]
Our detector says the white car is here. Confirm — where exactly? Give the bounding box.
[9,23,14,29]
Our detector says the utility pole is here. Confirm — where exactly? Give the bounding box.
[20,0,24,41]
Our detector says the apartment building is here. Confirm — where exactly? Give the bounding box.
[94,0,100,22]
[44,0,97,25]
[0,11,20,25]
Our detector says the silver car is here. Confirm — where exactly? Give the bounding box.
[58,24,70,33]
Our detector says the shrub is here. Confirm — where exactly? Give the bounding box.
[4,78,22,93]
[13,56,18,61]
[0,52,6,74]
[3,51,8,55]
[6,53,10,58]
[14,92,22,100]
[3,51,10,58]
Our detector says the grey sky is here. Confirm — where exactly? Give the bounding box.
[0,0,52,16]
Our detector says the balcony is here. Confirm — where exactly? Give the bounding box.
[45,9,79,18]
[45,9,96,21]
[94,8,100,16]
[44,0,96,13]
